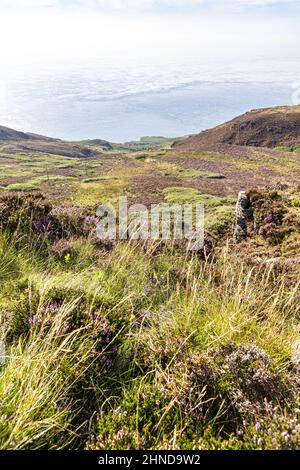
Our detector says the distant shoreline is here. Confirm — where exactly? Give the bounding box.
[0,81,293,143]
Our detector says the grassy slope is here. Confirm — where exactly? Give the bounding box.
[0,136,300,450]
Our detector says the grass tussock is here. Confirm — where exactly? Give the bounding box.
[0,191,299,450]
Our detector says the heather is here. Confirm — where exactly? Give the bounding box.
[0,189,299,450]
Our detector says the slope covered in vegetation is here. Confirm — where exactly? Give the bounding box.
[0,184,299,450]
[0,108,299,449]
[173,106,300,150]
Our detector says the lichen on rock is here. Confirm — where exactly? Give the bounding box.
[233,191,253,242]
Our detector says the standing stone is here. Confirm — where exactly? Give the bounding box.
[233,191,253,242]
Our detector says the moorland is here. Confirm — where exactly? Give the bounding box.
[0,106,299,450]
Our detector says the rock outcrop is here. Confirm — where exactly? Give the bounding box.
[233,191,253,242]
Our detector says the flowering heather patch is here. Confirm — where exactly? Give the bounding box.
[86,382,170,450]
[237,403,300,450]
[83,215,99,233]
[0,185,299,450]
[33,215,63,241]
[33,215,52,234]
[28,313,43,327]
[0,192,52,233]
[139,341,294,421]
[28,302,62,332]
[87,339,299,450]
[90,314,119,373]
[50,205,89,237]
[0,193,99,243]
[247,188,298,245]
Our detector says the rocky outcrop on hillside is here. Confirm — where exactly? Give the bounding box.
[232,184,300,281]
[233,192,253,242]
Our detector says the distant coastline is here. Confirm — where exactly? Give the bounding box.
[0,78,295,143]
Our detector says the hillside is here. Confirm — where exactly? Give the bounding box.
[0,108,300,451]
[173,105,300,150]
[80,139,113,151]
[1,110,300,212]
[0,125,99,159]
[0,125,57,142]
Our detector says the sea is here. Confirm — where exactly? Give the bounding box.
[0,57,299,143]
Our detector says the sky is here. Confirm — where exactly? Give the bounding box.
[0,0,299,80]
[0,0,299,11]
[0,0,299,139]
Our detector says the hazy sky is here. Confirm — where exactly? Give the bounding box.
[1,0,299,11]
[0,0,299,139]
[0,0,299,73]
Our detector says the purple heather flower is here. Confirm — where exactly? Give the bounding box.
[34,216,52,234]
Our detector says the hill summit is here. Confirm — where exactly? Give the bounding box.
[0,125,56,142]
[173,105,300,150]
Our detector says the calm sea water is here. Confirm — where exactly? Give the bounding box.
[0,58,299,142]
